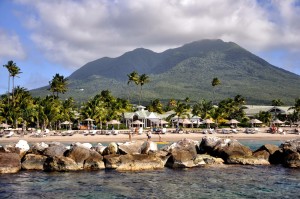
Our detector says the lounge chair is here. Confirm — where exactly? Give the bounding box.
[6,131,14,138]
[113,130,119,135]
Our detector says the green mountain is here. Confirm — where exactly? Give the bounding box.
[31,39,300,105]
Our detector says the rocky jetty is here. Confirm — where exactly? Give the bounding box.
[0,137,299,173]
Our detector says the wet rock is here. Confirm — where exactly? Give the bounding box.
[194,154,224,165]
[83,151,105,170]
[103,154,121,169]
[200,136,252,163]
[280,139,300,168]
[0,152,21,173]
[21,154,47,170]
[253,144,283,164]
[44,156,80,171]
[165,138,199,168]
[227,156,270,165]
[116,154,165,171]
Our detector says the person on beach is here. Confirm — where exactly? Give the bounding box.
[147,131,152,141]
[129,131,132,142]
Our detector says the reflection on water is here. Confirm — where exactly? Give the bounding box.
[0,166,299,199]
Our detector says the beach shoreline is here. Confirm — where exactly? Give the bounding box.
[1,131,299,144]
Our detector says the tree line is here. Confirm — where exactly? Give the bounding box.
[1,61,300,130]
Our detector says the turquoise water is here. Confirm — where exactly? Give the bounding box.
[0,140,299,198]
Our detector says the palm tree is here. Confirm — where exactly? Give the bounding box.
[137,73,150,105]
[288,98,300,123]
[211,77,221,105]
[10,64,22,105]
[192,99,213,119]
[168,100,190,128]
[147,99,164,114]
[127,71,139,102]
[3,60,17,105]
[271,99,284,106]
[49,73,68,97]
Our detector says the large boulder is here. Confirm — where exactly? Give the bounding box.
[44,156,80,171]
[15,140,30,157]
[21,154,48,170]
[83,151,105,170]
[280,139,300,168]
[165,138,200,168]
[28,142,49,155]
[200,136,252,163]
[116,154,165,171]
[253,144,283,164]
[65,145,91,168]
[43,142,67,157]
[0,152,21,173]
[118,141,144,154]
[141,141,158,154]
[103,154,121,169]
[94,143,106,155]
[102,142,118,156]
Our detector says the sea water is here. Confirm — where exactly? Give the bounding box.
[0,141,299,199]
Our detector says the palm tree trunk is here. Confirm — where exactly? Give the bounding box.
[12,76,15,105]
[7,74,10,105]
[139,85,142,105]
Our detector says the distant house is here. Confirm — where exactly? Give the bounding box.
[244,105,294,118]
[123,105,161,128]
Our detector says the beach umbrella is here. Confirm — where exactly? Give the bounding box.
[249,119,263,127]
[107,120,121,129]
[203,119,214,128]
[272,119,284,124]
[179,118,192,128]
[61,121,73,130]
[226,119,240,128]
[85,118,95,130]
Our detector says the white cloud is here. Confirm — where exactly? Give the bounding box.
[0,29,26,59]
[15,0,300,72]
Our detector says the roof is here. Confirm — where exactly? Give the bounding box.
[244,105,294,116]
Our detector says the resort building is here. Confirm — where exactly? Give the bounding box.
[244,105,294,118]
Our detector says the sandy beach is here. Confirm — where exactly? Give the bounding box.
[1,128,299,144]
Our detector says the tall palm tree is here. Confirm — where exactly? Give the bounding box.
[127,71,139,102]
[3,60,17,105]
[10,65,22,105]
[192,99,213,119]
[211,77,221,105]
[147,99,164,114]
[138,73,150,105]
[168,100,190,128]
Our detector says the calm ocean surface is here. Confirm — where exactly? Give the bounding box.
[0,140,299,199]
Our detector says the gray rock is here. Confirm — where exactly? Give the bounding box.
[44,156,80,171]
[194,154,224,165]
[83,151,105,170]
[43,144,67,157]
[166,138,199,168]
[94,143,106,155]
[28,142,49,155]
[227,156,270,165]
[141,141,158,154]
[102,142,118,155]
[280,139,300,168]
[118,141,144,154]
[0,152,21,173]
[65,145,91,168]
[21,154,47,170]
[116,154,165,171]
[103,154,121,169]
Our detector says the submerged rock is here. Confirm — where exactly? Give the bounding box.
[227,156,270,165]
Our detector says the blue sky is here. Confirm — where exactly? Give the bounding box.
[1,0,300,95]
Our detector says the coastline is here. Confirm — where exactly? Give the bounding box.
[1,131,299,144]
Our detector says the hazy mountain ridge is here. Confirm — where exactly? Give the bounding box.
[32,39,300,105]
